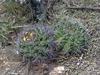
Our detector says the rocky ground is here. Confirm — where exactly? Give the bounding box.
[0,0,100,75]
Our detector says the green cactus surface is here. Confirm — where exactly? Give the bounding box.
[53,21,86,55]
[19,21,88,61]
[19,26,56,60]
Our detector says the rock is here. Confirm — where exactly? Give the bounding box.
[49,66,65,75]
[44,71,48,74]
[66,72,68,75]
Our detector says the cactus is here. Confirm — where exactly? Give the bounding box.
[19,25,57,60]
[19,21,88,62]
[53,21,87,55]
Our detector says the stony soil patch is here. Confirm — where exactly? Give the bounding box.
[0,0,100,75]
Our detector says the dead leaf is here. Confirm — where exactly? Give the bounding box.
[92,62,94,66]
[23,36,26,41]
[30,33,33,38]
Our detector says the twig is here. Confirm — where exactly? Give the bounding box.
[2,70,9,75]
[67,6,100,10]
[62,0,100,10]
[11,20,43,28]
[11,25,33,28]
[8,72,21,75]
[0,0,5,4]
[62,0,70,7]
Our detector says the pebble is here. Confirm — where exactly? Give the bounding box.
[49,66,65,75]
[77,62,80,65]
[66,72,68,75]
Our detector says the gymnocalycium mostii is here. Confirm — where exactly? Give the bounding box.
[19,25,57,61]
[19,21,88,62]
[53,21,88,56]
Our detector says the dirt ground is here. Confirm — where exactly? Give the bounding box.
[0,0,100,75]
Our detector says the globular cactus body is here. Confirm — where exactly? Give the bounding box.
[19,21,88,62]
[19,25,56,60]
[53,21,86,55]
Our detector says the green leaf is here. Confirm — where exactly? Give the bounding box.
[7,24,12,29]
[12,20,21,26]
[0,21,10,25]
[21,19,28,26]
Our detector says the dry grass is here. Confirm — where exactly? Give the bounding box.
[2,1,33,24]
[0,0,100,75]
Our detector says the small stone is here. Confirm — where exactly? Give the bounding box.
[5,68,9,71]
[16,51,19,54]
[54,66,64,73]
[5,62,8,65]
[49,71,58,75]
[44,71,48,74]
[3,61,6,64]
[77,62,80,65]
[49,66,65,75]
[1,58,3,60]
[8,65,10,67]
[66,72,68,75]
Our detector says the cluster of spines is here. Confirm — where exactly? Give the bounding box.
[53,22,85,55]
[19,21,87,61]
[19,26,55,60]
